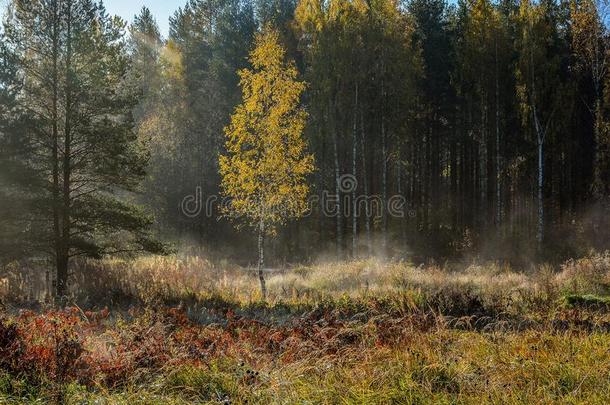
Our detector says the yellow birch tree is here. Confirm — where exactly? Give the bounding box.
[219,26,314,299]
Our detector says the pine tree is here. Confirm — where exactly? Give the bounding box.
[129,6,163,126]
[219,26,314,299]
[571,0,610,198]
[0,0,165,297]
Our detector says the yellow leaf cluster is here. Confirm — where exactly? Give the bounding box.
[219,26,315,233]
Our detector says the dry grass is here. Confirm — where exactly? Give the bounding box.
[0,252,609,404]
[47,252,609,316]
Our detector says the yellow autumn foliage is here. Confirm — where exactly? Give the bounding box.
[219,26,315,233]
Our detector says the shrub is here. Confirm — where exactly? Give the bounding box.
[556,252,610,295]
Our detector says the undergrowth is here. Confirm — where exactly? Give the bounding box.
[0,252,608,403]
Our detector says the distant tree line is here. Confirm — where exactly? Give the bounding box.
[129,0,609,263]
[2,0,610,277]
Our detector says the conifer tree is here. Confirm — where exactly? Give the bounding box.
[0,0,164,297]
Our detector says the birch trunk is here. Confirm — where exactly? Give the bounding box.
[258,220,267,300]
[329,99,342,260]
[533,105,546,249]
[529,33,545,250]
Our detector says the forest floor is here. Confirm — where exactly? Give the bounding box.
[0,254,610,404]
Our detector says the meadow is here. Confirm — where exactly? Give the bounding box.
[0,253,609,404]
[2,0,610,403]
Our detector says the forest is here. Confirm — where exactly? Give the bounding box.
[0,0,609,403]
[2,0,610,272]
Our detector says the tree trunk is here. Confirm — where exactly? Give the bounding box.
[529,34,545,252]
[423,128,430,232]
[360,110,372,255]
[56,255,69,299]
[495,40,502,233]
[381,107,388,256]
[397,157,407,247]
[409,135,416,226]
[537,139,544,249]
[481,94,489,230]
[58,1,73,298]
[431,127,437,232]
[352,84,359,259]
[593,97,605,196]
[415,127,423,231]
[473,142,480,230]
[450,139,458,230]
[258,220,267,300]
[330,100,342,260]
[51,0,61,299]
[532,95,546,251]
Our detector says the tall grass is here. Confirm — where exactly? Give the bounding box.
[0,253,609,403]
[18,252,603,316]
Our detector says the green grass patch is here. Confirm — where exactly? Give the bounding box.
[563,294,610,311]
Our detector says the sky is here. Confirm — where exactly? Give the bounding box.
[101,0,182,38]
